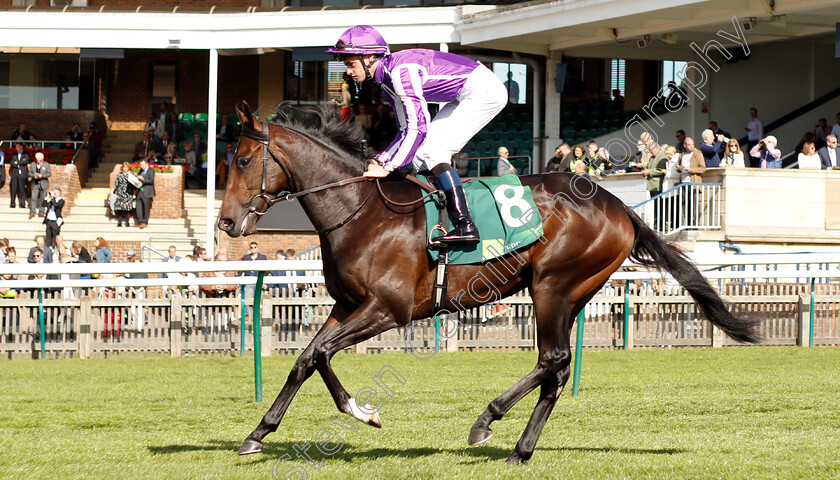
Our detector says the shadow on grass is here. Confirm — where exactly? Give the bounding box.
[149,439,686,465]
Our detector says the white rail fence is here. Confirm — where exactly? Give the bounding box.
[1,256,839,358]
[632,183,722,235]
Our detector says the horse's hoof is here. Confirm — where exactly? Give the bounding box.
[238,438,263,455]
[348,397,382,428]
[467,427,493,446]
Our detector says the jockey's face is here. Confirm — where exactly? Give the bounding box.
[343,55,376,82]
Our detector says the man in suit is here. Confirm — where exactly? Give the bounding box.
[27,152,51,219]
[28,235,53,264]
[216,114,236,143]
[81,131,99,168]
[133,131,157,162]
[9,143,29,209]
[818,135,840,170]
[135,158,155,229]
[43,187,65,248]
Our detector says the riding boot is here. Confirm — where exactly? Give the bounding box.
[433,168,479,246]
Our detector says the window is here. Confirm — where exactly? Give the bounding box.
[610,59,625,99]
[492,62,526,104]
[662,60,688,88]
[0,54,94,110]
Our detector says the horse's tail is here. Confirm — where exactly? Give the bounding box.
[624,206,762,344]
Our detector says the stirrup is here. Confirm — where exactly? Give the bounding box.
[429,224,449,249]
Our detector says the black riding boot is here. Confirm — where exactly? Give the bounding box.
[433,168,479,246]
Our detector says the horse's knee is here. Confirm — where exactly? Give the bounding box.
[288,351,316,383]
[537,349,571,374]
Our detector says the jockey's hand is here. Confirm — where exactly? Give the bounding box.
[363,163,389,178]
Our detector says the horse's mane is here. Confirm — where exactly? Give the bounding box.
[253,103,368,162]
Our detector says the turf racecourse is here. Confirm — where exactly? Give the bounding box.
[1,348,839,479]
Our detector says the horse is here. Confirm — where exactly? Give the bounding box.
[217,102,761,463]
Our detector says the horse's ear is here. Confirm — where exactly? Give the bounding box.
[237,101,255,129]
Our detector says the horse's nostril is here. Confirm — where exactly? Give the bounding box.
[218,218,234,231]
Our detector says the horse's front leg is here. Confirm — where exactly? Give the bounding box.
[239,297,404,455]
[239,305,348,455]
[311,296,406,428]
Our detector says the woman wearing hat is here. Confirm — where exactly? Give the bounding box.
[750,135,782,169]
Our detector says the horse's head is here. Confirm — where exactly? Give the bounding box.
[217,101,294,237]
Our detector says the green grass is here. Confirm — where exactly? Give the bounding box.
[1,347,839,479]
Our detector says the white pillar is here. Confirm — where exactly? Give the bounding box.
[545,50,563,163]
[206,48,218,260]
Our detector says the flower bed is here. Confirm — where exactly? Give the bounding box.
[128,162,173,174]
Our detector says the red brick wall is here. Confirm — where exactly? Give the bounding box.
[0,164,81,212]
[108,50,259,126]
[2,111,99,144]
[108,165,184,219]
[219,232,321,261]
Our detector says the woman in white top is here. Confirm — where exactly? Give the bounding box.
[662,145,681,191]
[797,141,821,169]
[721,139,745,168]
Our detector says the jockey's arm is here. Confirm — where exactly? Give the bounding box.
[375,66,429,172]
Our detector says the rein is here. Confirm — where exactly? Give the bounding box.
[241,121,441,235]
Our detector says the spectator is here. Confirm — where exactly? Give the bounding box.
[51,234,67,259]
[124,250,148,332]
[721,139,745,168]
[504,71,520,104]
[240,241,267,320]
[587,140,612,172]
[193,133,207,189]
[113,161,137,227]
[199,252,237,299]
[570,144,602,176]
[71,241,92,264]
[163,142,181,167]
[674,129,686,153]
[67,123,83,142]
[642,142,668,229]
[333,76,353,123]
[611,89,624,110]
[798,141,821,170]
[94,237,112,263]
[10,122,36,145]
[818,135,840,170]
[133,131,157,162]
[268,248,304,296]
[43,187,64,247]
[80,131,98,168]
[708,121,728,138]
[698,129,726,168]
[216,114,236,143]
[0,247,17,301]
[831,112,840,140]
[28,247,46,281]
[745,107,764,168]
[62,134,75,151]
[9,143,29,209]
[496,146,515,176]
[814,118,829,149]
[88,122,103,151]
[452,148,470,177]
[167,112,185,144]
[183,140,197,188]
[663,145,681,192]
[750,135,782,169]
[217,142,234,188]
[145,114,160,136]
[0,238,8,264]
[165,246,181,262]
[679,137,705,184]
[792,132,817,168]
[27,152,51,219]
[156,102,171,139]
[28,235,53,263]
[628,138,651,173]
[135,158,155,229]
[156,131,173,163]
[193,246,208,262]
[544,143,572,173]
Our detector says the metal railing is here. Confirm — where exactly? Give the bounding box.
[146,237,202,263]
[631,182,721,235]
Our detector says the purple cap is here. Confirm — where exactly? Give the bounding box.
[326,25,389,56]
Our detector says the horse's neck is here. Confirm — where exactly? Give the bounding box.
[292,149,368,234]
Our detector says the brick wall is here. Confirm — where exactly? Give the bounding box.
[108,50,259,127]
[0,164,82,213]
[2,111,100,144]
[108,165,184,219]
[219,231,320,261]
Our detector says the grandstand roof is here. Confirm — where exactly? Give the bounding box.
[457,0,840,58]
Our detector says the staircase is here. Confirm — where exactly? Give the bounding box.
[0,130,224,260]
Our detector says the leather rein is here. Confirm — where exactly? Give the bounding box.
[243,122,440,235]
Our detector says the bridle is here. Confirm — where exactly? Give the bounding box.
[239,120,441,235]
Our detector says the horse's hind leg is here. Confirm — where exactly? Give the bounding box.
[467,298,572,447]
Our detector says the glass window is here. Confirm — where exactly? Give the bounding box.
[492,62,526,104]
[0,54,94,110]
[610,59,625,99]
[662,60,688,88]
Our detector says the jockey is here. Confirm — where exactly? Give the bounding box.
[327,25,507,246]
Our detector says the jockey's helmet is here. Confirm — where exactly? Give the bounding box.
[326,25,390,58]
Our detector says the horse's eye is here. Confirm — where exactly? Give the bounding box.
[237,157,251,168]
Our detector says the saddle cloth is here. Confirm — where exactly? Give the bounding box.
[421,174,544,265]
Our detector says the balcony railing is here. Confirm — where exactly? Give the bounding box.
[631,182,722,235]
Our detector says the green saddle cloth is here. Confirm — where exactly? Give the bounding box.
[422,174,544,265]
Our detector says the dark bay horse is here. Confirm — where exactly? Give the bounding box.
[217,103,761,463]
